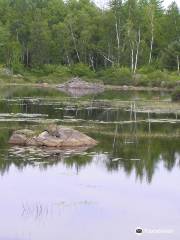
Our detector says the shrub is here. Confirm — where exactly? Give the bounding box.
[30,64,72,79]
[138,65,157,74]
[42,64,57,74]
[134,74,150,86]
[54,65,71,78]
[134,70,179,88]
[30,67,45,76]
[71,63,96,78]
[12,63,25,74]
[148,70,168,81]
[137,70,171,87]
[147,70,174,87]
[98,66,133,85]
[164,81,178,89]
[172,87,180,101]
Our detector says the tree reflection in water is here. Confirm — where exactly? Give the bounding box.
[0,87,179,184]
[0,129,179,184]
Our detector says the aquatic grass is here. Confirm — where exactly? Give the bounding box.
[79,125,180,139]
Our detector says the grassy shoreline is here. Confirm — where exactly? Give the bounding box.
[0,82,174,92]
[0,64,179,91]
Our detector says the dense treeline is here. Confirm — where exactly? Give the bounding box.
[0,0,179,75]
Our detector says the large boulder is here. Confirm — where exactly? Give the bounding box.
[9,126,97,148]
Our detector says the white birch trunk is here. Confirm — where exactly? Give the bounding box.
[177,55,180,74]
[102,54,114,65]
[26,48,29,66]
[131,48,134,72]
[134,28,141,74]
[149,34,154,64]
[149,11,154,64]
[66,53,70,66]
[115,20,120,65]
[69,23,80,62]
[89,55,95,71]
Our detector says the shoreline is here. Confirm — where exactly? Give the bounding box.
[0,82,174,92]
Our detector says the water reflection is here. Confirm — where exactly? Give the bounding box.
[0,86,179,183]
[0,86,180,239]
[0,98,180,127]
[98,134,180,183]
[58,86,104,97]
[21,200,97,221]
[0,132,179,184]
[0,145,92,175]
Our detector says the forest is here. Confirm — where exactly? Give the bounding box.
[0,0,179,82]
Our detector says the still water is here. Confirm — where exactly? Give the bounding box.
[0,86,179,240]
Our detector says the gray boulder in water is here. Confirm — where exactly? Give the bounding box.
[9,126,97,147]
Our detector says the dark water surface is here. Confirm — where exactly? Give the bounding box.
[0,86,179,240]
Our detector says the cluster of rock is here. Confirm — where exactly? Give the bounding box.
[9,125,97,148]
[57,77,104,90]
[57,77,104,97]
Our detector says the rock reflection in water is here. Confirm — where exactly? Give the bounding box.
[8,145,90,162]
[0,135,178,184]
[0,145,91,175]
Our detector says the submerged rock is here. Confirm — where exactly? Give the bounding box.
[9,125,97,148]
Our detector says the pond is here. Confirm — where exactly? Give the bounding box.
[0,85,179,240]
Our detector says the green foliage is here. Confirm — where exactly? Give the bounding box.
[0,0,179,86]
[135,71,180,88]
[161,40,180,71]
[53,65,72,78]
[172,87,180,101]
[148,70,169,83]
[30,67,46,76]
[99,67,132,85]
[29,64,71,76]
[42,64,57,74]
[138,65,157,74]
[12,63,25,74]
[134,74,150,86]
[70,63,96,78]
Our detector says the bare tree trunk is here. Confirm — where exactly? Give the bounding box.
[177,55,180,75]
[89,54,95,71]
[101,43,114,66]
[115,22,120,50]
[16,29,19,41]
[115,20,120,65]
[66,53,70,66]
[108,43,111,62]
[131,47,134,72]
[102,53,114,65]
[69,23,80,62]
[26,48,29,66]
[104,59,107,67]
[134,28,141,74]
[149,11,154,64]
[149,34,154,64]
